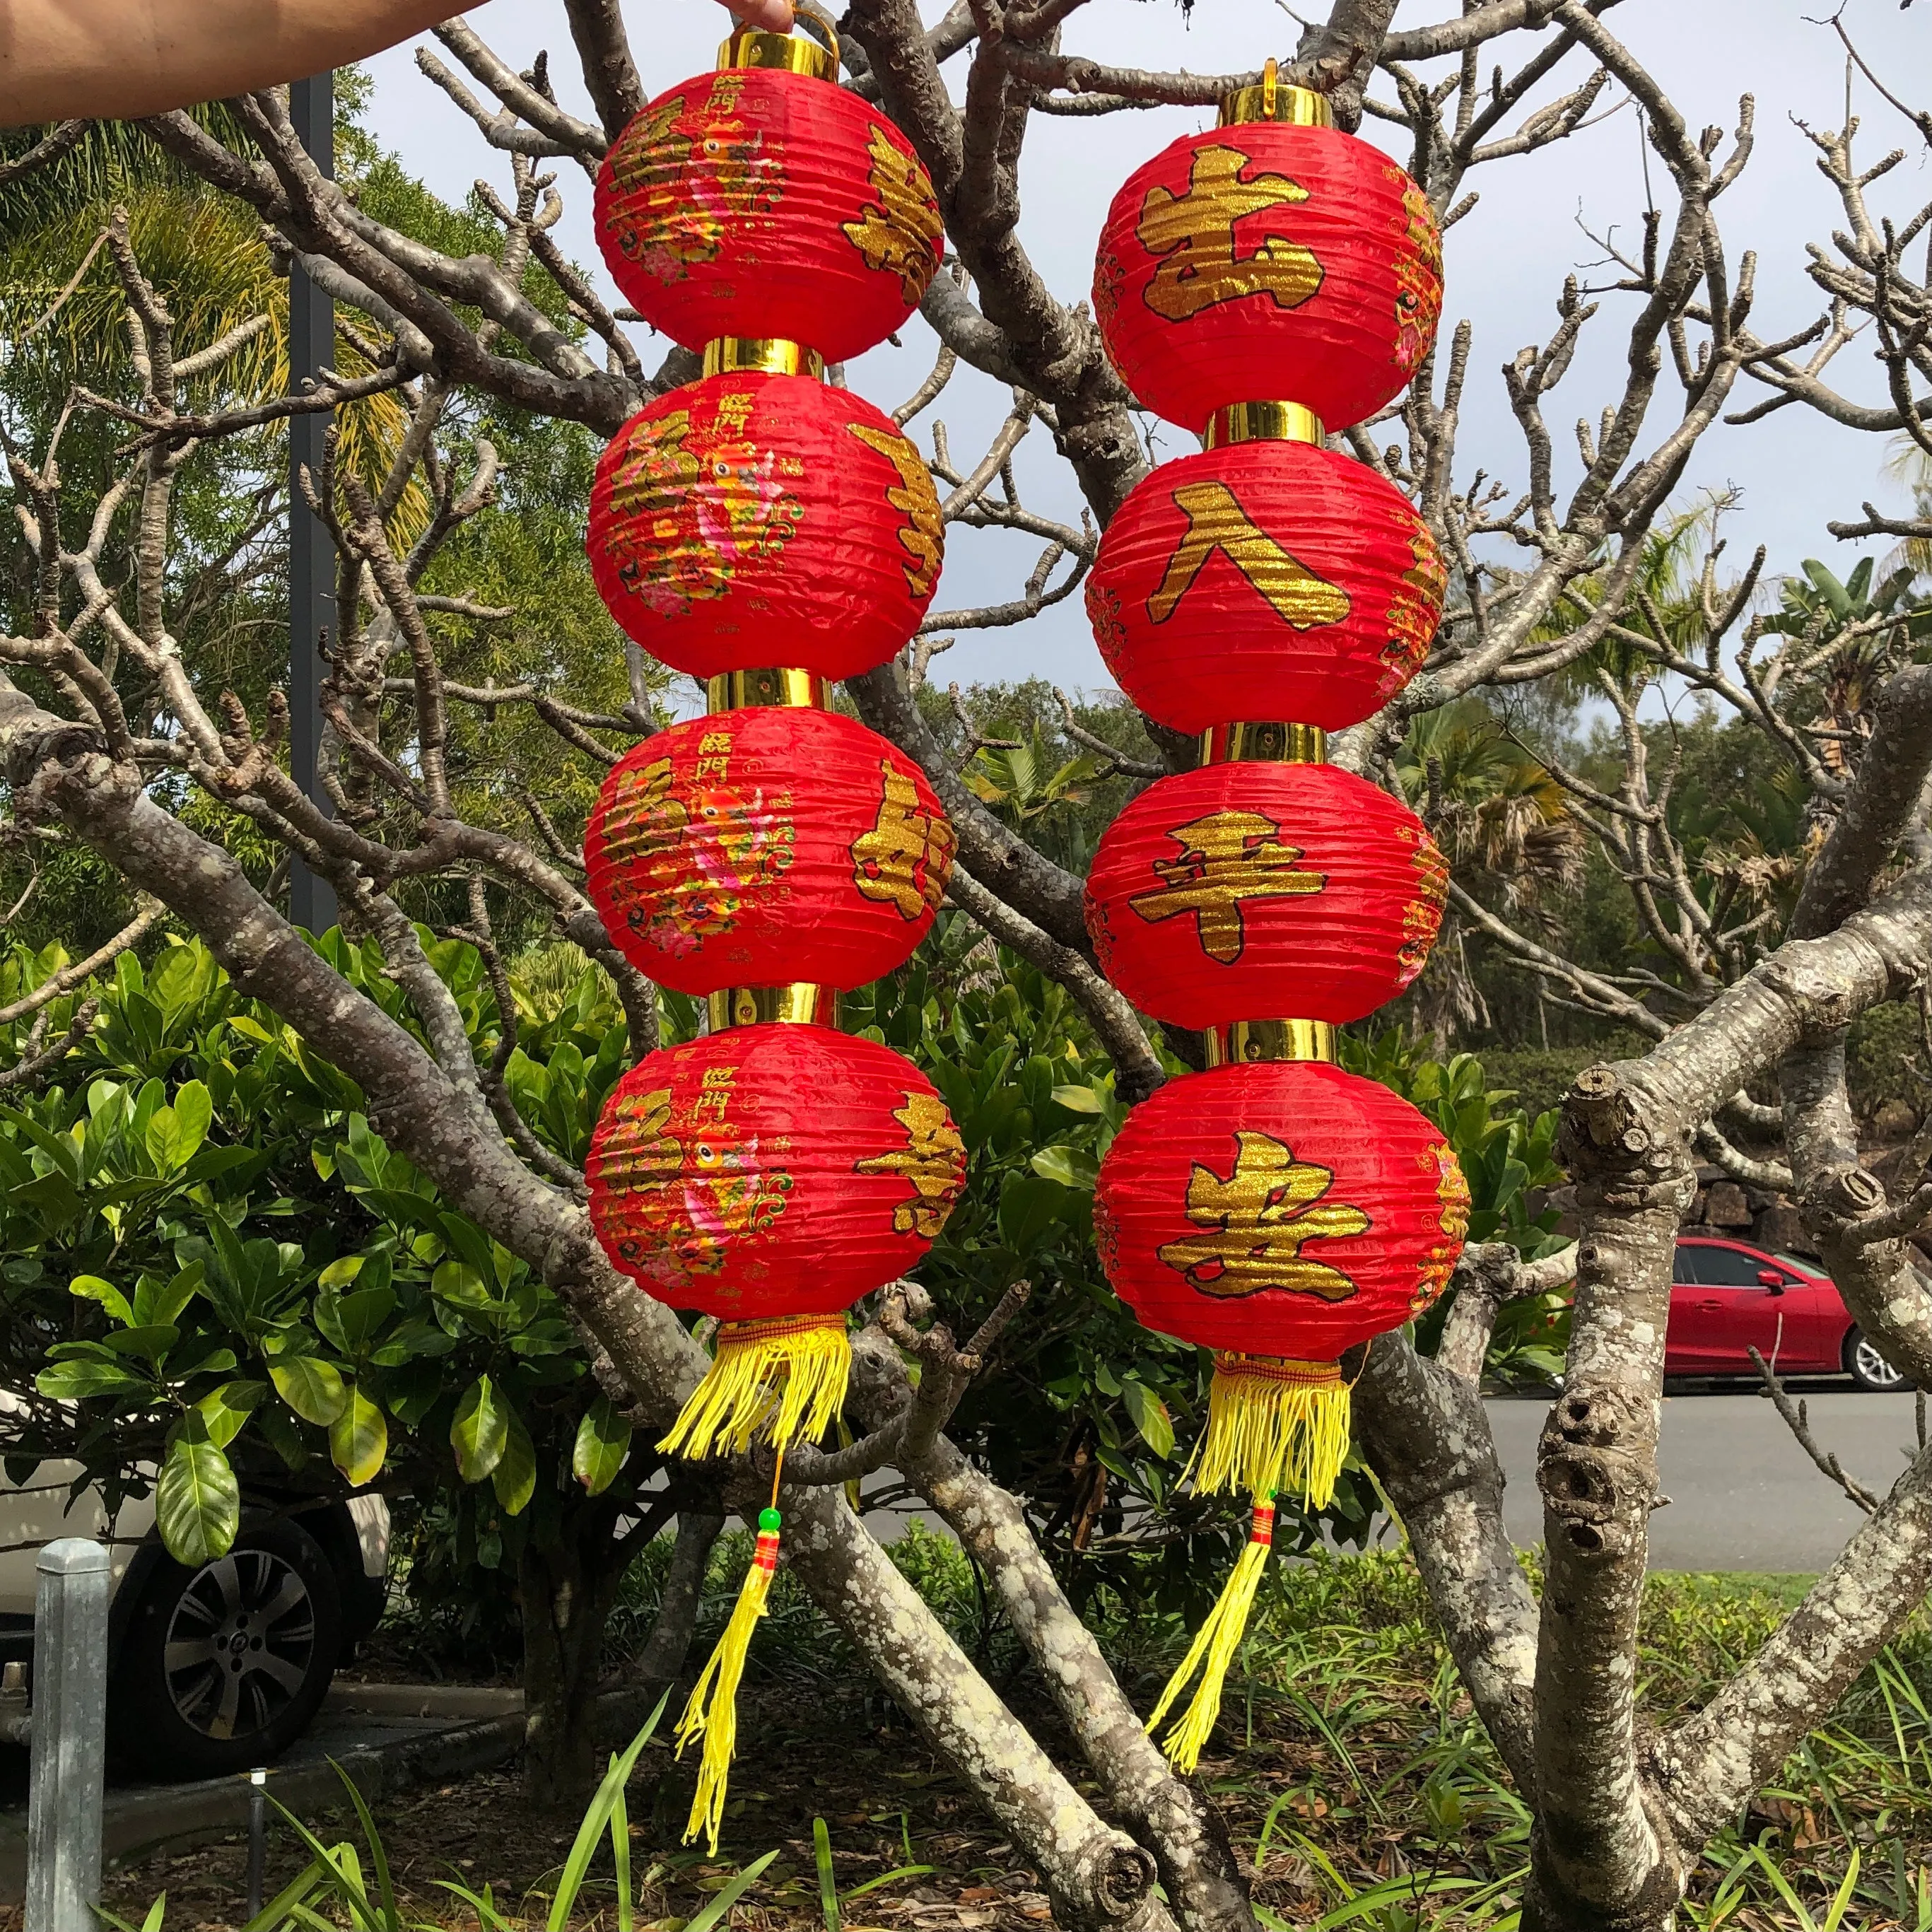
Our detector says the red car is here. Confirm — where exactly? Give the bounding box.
[1668,1236,1903,1391]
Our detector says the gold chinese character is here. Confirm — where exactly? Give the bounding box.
[592,1087,680,1193]
[841,126,943,304]
[847,423,942,598]
[854,1091,966,1236]
[850,761,955,920]
[1150,481,1351,631]
[1137,145,1323,324]
[1129,810,1325,964]
[1158,1131,1369,1301]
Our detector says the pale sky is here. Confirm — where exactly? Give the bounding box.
[363,0,1931,697]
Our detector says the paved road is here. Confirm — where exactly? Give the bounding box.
[1486,1384,1922,1571]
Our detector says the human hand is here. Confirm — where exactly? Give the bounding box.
[720,0,796,28]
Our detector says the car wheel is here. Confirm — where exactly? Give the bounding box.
[113,1519,342,1780]
[1844,1326,1909,1393]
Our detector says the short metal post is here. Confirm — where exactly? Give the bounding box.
[25,1540,109,1932]
[246,1768,267,1920]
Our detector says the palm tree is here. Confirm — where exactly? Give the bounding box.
[1760,556,1932,773]
[1395,701,1583,1050]
[0,108,421,534]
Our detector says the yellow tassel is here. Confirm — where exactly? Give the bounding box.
[1146,1498,1275,1774]
[1193,1354,1350,1509]
[677,1513,781,1854]
[658,1313,850,1460]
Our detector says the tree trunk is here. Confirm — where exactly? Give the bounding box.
[519,1530,617,1810]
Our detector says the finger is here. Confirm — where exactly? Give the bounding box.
[721,0,797,28]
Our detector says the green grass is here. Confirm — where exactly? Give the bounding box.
[312,1530,1932,1929]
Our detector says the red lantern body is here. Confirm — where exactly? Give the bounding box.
[588,1026,966,1318]
[1084,762,1444,1029]
[585,708,954,995]
[1093,125,1441,433]
[1086,441,1445,734]
[588,373,942,681]
[1094,1061,1468,1360]
[595,69,943,363]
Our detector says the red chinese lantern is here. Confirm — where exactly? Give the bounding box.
[1096,1060,1467,1767]
[1085,437,1445,733]
[588,1024,964,1337]
[594,34,944,365]
[1096,1061,1468,1374]
[587,370,942,681]
[585,707,954,995]
[1084,761,1445,1029]
[1092,90,1441,434]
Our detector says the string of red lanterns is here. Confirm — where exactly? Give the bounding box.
[1084,66,1470,1771]
[582,12,962,1851]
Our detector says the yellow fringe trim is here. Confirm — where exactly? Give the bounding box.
[677,1525,780,1854]
[657,1313,851,1460]
[1193,1354,1350,1510]
[1147,1499,1275,1774]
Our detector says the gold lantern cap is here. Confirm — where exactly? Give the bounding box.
[1201,401,1325,450]
[1198,721,1326,766]
[702,337,826,381]
[1202,1019,1337,1067]
[705,667,828,713]
[1219,59,1335,129]
[708,985,839,1031]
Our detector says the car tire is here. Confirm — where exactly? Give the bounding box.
[112,1519,342,1780]
[1843,1325,1909,1394]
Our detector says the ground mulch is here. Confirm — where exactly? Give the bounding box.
[62,1682,1066,1932]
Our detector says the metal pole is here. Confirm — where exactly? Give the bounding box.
[246,1768,267,1919]
[289,71,339,937]
[25,1540,109,1932]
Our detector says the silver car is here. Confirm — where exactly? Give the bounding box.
[0,1432,387,1779]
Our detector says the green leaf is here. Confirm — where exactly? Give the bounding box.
[134,1260,204,1329]
[432,1259,493,1311]
[328,1384,387,1487]
[269,1356,350,1427]
[256,1401,310,1474]
[35,1359,150,1400]
[69,1273,133,1324]
[317,1255,365,1292]
[144,1079,213,1173]
[492,1410,537,1516]
[451,1374,508,1483]
[999,1171,1070,1251]
[1049,1083,1105,1114]
[1030,1145,1099,1191]
[194,1380,267,1450]
[103,1325,179,1365]
[156,1432,240,1565]
[573,1398,633,1496]
[314,1284,397,1354]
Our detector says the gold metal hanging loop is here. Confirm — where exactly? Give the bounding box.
[718,1,841,78]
